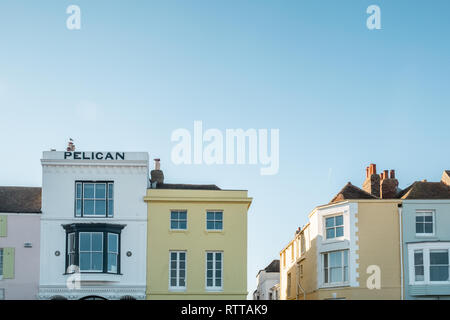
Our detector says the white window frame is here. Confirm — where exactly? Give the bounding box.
[67,233,76,268]
[205,251,223,291]
[415,210,435,237]
[206,211,223,231]
[324,214,344,241]
[169,251,187,291]
[408,242,450,285]
[79,232,104,273]
[170,210,188,231]
[322,250,349,287]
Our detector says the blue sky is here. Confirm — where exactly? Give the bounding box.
[1,1,450,298]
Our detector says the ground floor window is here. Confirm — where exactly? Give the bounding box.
[169,251,186,290]
[409,243,450,284]
[206,251,223,290]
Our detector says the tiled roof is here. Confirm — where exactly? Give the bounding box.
[330,182,378,203]
[155,183,221,190]
[264,260,280,273]
[397,181,450,200]
[0,186,42,213]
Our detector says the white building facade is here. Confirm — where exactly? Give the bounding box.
[38,151,148,300]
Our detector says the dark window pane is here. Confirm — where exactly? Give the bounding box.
[336,227,344,237]
[108,253,117,273]
[107,200,114,216]
[171,221,178,229]
[207,221,214,230]
[76,200,82,216]
[108,184,113,199]
[84,184,94,198]
[84,200,94,215]
[425,223,433,234]
[179,221,187,229]
[424,215,433,222]
[76,183,82,198]
[215,253,222,261]
[95,184,106,199]
[108,234,118,252]
[179,278,185,287]
[430,266,449,281]
[95,200,106,215]
[207,279,213,287]
[326,228,335,239]
[215,212,223,221]
[430,251,449,265]
[215,221,223,230]
[79,253,91,270]
[414,252,423,265]
[80,233,91,251]
[92,233,103,251]
[416,223,424,234]
[171,212,178,220]
[325,217,334,228]
[92,252,103,271]
[171,252,177,261]
[335,215,343,226]
[215,279,221,287]
[170,278,177,287]
[180,212,187,220]
[207,270,213,277]
[207,212,214,221]
[416,216,424,222]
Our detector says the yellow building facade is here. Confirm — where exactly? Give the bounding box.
[280,199,402,300]
[144,187,252,300]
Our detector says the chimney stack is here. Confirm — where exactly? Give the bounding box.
[380,168,399,199]
[150,158,164,185]
[362,163,380,198]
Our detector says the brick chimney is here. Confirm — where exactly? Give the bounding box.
[380,169,399,199]
[362,163,380,197]
[150,158,164,185]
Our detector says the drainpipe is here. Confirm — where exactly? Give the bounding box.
[398,205,404,300]
[296,261,306,300]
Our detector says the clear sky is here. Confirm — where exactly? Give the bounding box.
[1,1,450,298]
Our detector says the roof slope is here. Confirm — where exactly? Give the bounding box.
[0,186,42,213]
[264,260,280,273]
[330,182,378,203]
[397,181,450,200]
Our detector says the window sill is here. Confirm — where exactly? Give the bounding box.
[320,282,350,289]
[169,229,189,233]
[63,272,123,282]
[205,288,224,292]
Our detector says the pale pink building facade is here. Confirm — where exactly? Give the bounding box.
[0,187,41,300]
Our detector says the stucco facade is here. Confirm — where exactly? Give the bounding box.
[38,151,148,300]
[402,200,450,300]
[144,188,252,299]
[280,200,402,300]
[0,213,41,300]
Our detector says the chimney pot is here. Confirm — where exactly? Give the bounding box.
[390,170,395,179]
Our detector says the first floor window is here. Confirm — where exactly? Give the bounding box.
[170,211,187,230]
[206,211,223,231]
[63,223,124,274]
[169,251,186,289]
[206,251,223,290]
[416,211,434,235]
[325,215,344,239]
[75,181,114,217]
[323,250,348,285]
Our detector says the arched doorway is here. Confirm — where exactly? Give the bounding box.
[80,295,107,300]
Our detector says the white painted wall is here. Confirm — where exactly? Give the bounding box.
[255,271,279,300]
[38,151,149,300]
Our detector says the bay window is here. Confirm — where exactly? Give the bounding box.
[325,215,344,240]
[410,243,450,284]
[63,223,124,274]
